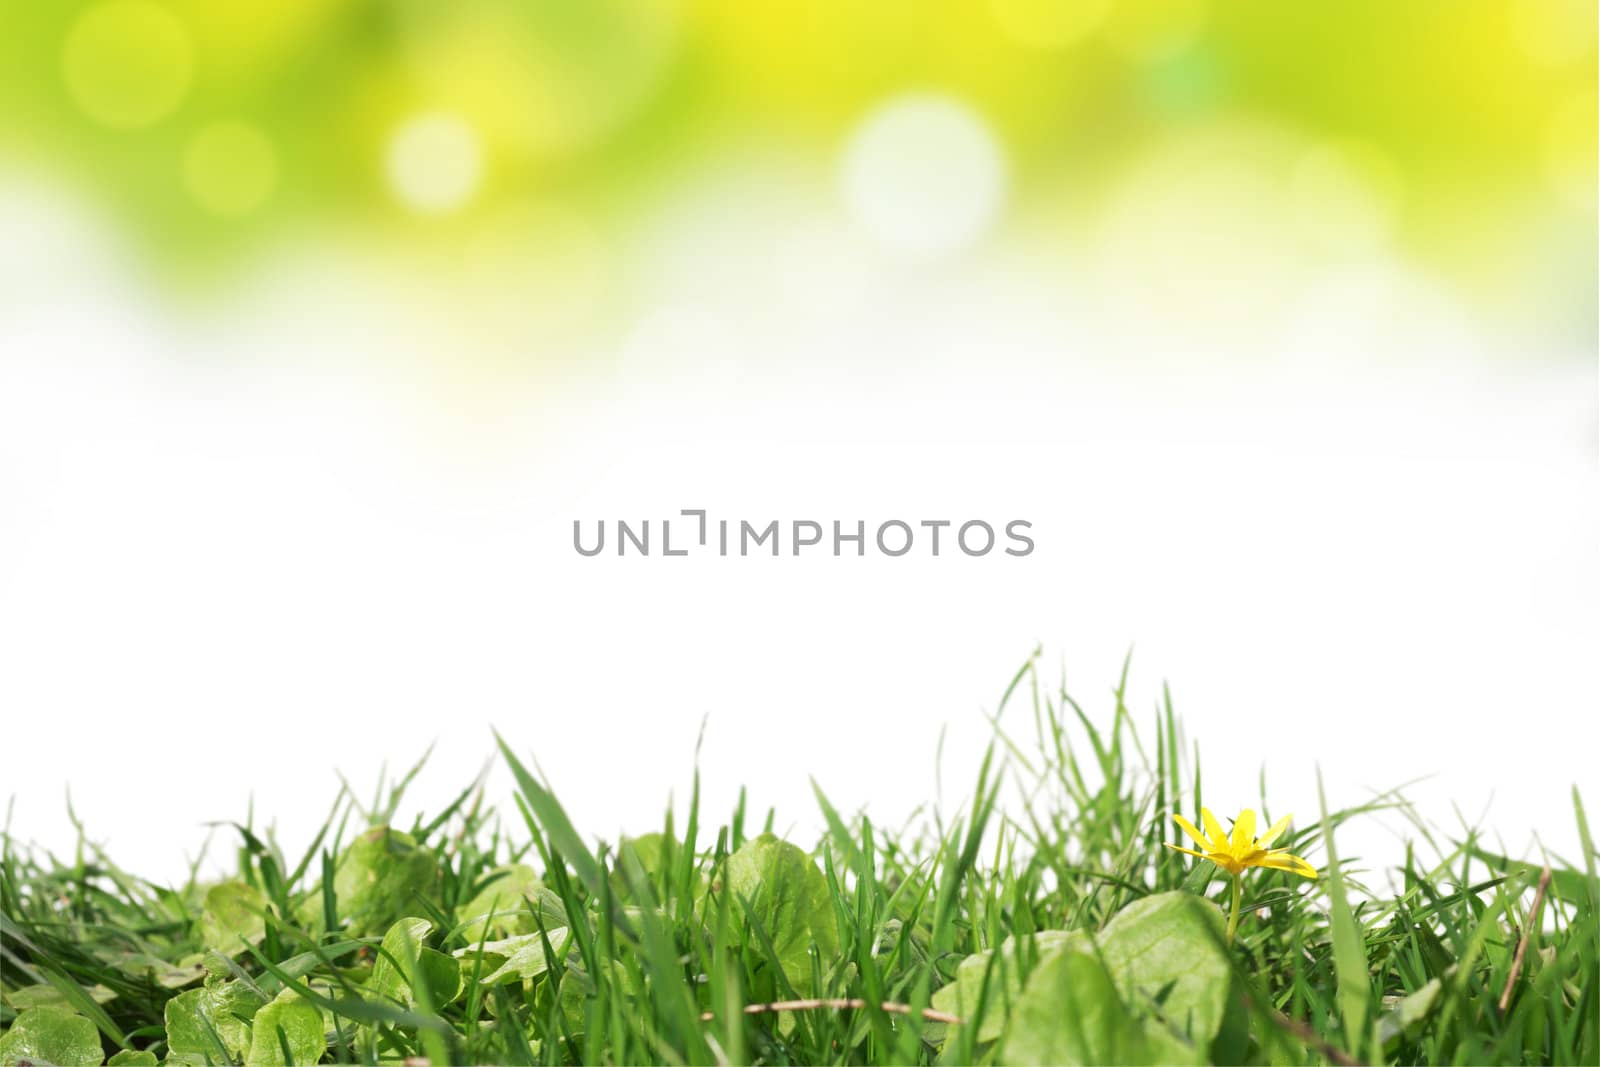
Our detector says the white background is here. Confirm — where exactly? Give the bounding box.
[1,171,1596,890]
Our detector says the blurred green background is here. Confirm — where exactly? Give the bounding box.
[1,0,1594,363]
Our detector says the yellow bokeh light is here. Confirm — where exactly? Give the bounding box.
[62,0,192,129]
[408,4,680,159]
[1543,90,1598,216]
[1104,0,1208,61]
[1510,0,1596,68]
[183,121,278,217]
[171,0,343,78]
[989,0,1108,50]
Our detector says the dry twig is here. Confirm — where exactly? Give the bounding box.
[1498,866,1553,1013]
[699,998,962,1025]
[1270,1009,1363,1067]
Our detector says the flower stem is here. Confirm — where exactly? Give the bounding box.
[1226,873,1242,944]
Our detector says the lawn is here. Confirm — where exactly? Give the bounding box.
[3,656,1595,1065]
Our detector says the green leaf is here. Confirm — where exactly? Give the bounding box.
[551,960,634,1039]
[723,834,840,995]
[1378,972,1447,1049]
[199,880,270,956]
[131,953,209,990]
[4,984,117,1012]
[245,990,326,1066]
[106,1051,159,1066]
[0,1007,105,1067]
[163,978,266,1066]
[460,928,576,985]
[608,834,670,900]
[163,989,223,1065]
[1462,843,1592,908]
[1096,891,1234,1047]
[368,916,431,1001]
[1319,771,1372,1057]
[368,917,462,1007]
[332,826,440,936]
[455,864,544,944]
[931,930,1085,1043]
[1003,948,1201,1066]
[250,941,367,999]
[494,733,601,894]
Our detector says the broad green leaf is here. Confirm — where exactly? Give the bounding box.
[1003,948,1200,1066]
[550,960,634,1038]
[1379,972,1447,1049]
[931,930,1085,1043]
[368,917,431,1000]
[199,880,269,956]
[251,941,367,998]
[455,864,544,944]
[557,966,598,1036]
[1097,891,1234,1048]
[609,834,670,899]
[4,984,116,1012]
[209,980,269,1045]
[368,917,462,1007]
[164,978,265,1064]
[0,1006,105,1067]
[106,1051,158,1065]
[332,826,440,936]
[413,948,462,1006]
[245,990,325,1066]
[723,834,839,995]
[462,928,576,985]
[163,989,223,1065]
[113,951,207,989]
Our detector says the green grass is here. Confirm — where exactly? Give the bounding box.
[2,654,1596,1066]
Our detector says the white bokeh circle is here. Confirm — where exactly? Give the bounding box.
[385,112,484,215]
[840,94,1007,259]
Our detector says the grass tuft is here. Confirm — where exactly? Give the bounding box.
[2,657,1595,1065]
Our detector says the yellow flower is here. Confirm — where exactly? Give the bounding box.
[1167,807,1317,879]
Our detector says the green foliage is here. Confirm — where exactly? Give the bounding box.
[244,990,324,1066]
[332,827,440,937]
[0,1006,104,1066]
[1003,947,1199,1066]
[1,655,1596,1065]
[1096,891,1234,1050]
[368,918,462,1008]
[467,930,574,987]
[925,893,1234,1062]
[163,979,263,1064]
[930,929,1084,1043]
[456,865,544,945]
[199,879,269,956]
[723,833,840,997]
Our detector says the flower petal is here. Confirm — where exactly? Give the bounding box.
[1253,851,1318,879]
[1231,809,1257,853]
[1172,814,1210,849]
[1209,852,1245,875]
[1256,813,1293,849]
[1164,843,1210,861]
[1201,807,1229,850]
